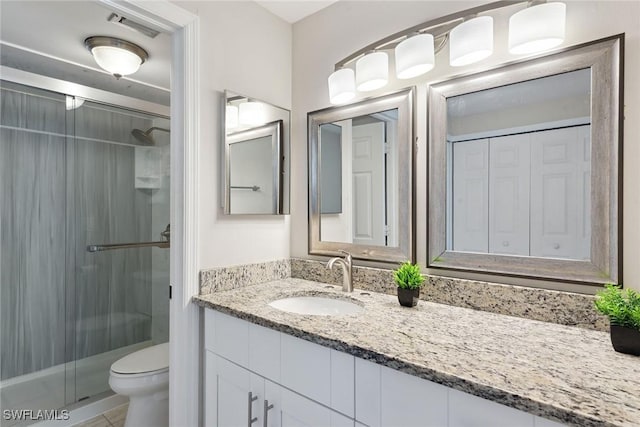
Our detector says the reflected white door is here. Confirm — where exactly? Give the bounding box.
[452,139,489,252]
[530,125,591,260]
[489,134,531,255]
[352,122,385,246]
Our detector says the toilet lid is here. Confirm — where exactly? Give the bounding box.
[111,342,169,375]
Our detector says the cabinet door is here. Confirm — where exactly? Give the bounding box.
[212,355,264,427]
[277,386,353,427]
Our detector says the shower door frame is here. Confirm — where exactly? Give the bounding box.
[1,0,200,423]
[99,2,202,426]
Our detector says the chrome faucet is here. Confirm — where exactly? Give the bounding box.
[327,250,353,292]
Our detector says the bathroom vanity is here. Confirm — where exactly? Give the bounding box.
[194,278,640,427]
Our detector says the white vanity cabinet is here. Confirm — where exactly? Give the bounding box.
[204,309,353,427]
[203,308,565,427]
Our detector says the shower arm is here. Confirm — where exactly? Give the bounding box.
[87,224,170,253]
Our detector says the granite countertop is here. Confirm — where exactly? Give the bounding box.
[193,278,640,427]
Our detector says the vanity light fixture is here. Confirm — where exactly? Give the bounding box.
[238,101,265,126]
[225,105,239,129]
[508,2,566,54]
[355,51,389,92]
[326,1,566,103]
[84,36,148,79]
[450,16,493,67]
[395,33,435,79]
[328,68,356,105]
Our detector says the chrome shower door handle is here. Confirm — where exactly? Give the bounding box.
[263,400,274,427]
[248,392,258,426]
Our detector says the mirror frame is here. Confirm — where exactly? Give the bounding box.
[308,87,415,263]
[222,90,290,215]
[224,120,284,215]
[427,35,623,285]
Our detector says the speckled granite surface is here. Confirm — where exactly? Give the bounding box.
[291,258,608,331]
[199,259,290,294]
[194,278,639,427]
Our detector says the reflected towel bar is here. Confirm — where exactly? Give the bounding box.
[231,185,260,191]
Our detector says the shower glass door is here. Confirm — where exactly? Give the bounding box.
[70,99,170,402]
[0,80,169,424]
[1,81,69,422]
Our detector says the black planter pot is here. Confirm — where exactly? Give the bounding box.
[610,325,640,356]
[397,287,420,307]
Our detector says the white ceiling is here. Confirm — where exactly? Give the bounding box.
[256,0,339,23]
[0,0,337,104]
[0,0,171,103]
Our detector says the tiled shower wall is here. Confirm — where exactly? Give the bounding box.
[0,82,157,380]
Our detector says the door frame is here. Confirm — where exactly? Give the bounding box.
[98,1,201,425]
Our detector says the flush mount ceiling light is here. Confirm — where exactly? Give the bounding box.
[84,36,148,78]
[326,1,566,103]
[508,2,566,55]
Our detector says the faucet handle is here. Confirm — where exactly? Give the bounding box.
[338,250,352,263]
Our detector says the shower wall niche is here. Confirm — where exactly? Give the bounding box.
[0,80,169,415]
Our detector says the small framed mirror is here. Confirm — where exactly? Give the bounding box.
[427,35,623,285]
[308,88,414,263]
[223,90,290,215]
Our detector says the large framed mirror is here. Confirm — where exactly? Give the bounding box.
[309,88,414,263]
[428,35,623,285]
[223,90,290,215]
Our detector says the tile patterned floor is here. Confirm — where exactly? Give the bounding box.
[72,404,128,427]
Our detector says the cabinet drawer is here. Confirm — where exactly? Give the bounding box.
[249,322,281,381]
[281,333,331,407]
[449,388,534,427]
[214,311,249,367]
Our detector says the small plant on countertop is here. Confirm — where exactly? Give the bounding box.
[394,261,425,290]
[594,284,640,330]
[394,261,425,307]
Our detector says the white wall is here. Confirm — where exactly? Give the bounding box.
[291,0,640,292]
[174,1,292,269]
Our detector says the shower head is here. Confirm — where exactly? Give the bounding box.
[131,127,170,145]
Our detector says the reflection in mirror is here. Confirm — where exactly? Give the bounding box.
[309,88,414,263]
[428,35,622,285]
[319,109,399,247]
[227,121,282,214]
[447,69,591,261]
[223,90,290,215]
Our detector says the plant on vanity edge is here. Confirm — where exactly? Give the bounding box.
[393,261,426,308]
[594,284,640,356]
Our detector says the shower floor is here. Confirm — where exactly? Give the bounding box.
[1,342,150,427]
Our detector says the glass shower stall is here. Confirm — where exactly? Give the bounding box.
[0,79,170,425]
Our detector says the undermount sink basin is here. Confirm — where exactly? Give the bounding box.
[269,296,364,316]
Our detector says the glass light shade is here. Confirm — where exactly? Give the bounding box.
[356,52,388,92]
[328,68,356,104]
[226,105,239,129]
[450,16,494,67]
[65,96,85,111]
[239,102,265,126]
[395,34,435,79]
[508,2,566,55]
[90,46,143,76]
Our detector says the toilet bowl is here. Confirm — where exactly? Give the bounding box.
[109,342,169,427]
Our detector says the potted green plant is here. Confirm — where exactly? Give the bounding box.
[594,284,640,356]
[393,261,425,307]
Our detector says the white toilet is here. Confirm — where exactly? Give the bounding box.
[109,342,169,427]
